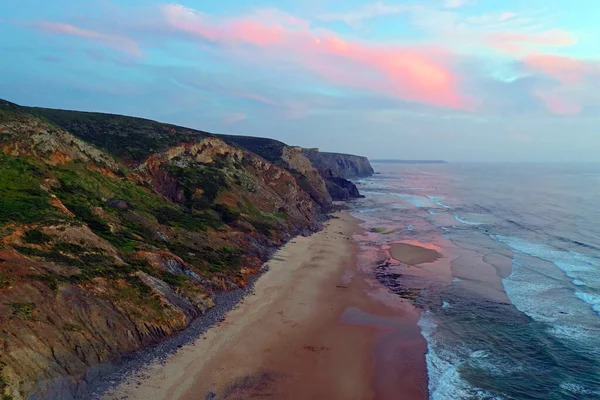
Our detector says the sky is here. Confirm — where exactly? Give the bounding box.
[1,0,599,162]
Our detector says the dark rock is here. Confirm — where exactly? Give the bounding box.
[106,199,130,210]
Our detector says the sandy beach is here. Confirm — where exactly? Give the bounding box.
[104,211,429,400]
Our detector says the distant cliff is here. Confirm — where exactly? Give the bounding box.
[301,149,374,179]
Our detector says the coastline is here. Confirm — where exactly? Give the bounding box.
[102,211,429,400]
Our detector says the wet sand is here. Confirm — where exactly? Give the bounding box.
[389,243,442,265]
[103,211,428,400]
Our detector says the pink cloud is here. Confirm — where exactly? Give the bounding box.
[533,89,581,115]
[523,54,599,115]
[34,22,142,57]
[524,54,590,83]
[161,4,472,110]
[488,29,576,54]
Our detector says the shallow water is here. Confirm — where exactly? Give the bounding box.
[352,163,600,400]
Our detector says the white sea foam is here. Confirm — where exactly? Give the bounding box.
[418,312,506,400]
[426,195,452,209]
[575,291,600,316]
[496,235,600,316]
[454,214,483,226]
[560,381,600,396]
[357,208,378,214]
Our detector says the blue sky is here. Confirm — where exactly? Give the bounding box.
[1,0,599,161]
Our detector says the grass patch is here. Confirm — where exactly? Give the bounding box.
[9,302,36,320]
[250,220,274,237]
[165,242,242,274]
[155,206,220,232]
[242,196,261,217]
[161,272,188,287]
[52,242,84,254]
[213,203,240,224]
[63,323,82,332]
[0,154,62,225]
[165,164,229,211]
[371,227,387,233]
[14,246,80,266]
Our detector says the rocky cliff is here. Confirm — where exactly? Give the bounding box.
[0,100,370,400]
[301,148,374,179]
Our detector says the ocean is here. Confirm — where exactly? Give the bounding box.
[351,163,600,400]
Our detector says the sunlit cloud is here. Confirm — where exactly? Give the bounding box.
[161,4,472,110]
[33,21,142,57]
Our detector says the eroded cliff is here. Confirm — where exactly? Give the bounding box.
[0,100,374,399]
[0,101,325,399]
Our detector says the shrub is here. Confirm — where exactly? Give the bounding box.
[10,303,36,320]
[23,230,50,245]
[161,272,188,287]
[214,204,240,224]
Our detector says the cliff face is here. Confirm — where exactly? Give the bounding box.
[0,101,327,399]
[0,100,373,399]
[301,148,374,179]
[30,111,334,212]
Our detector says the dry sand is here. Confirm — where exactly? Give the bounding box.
[104,212,428,400]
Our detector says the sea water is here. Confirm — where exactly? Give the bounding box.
[352,163,600,400]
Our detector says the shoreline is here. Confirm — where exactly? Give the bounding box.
[101,211,429,400]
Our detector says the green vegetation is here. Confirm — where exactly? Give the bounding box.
[213,204,240,224]
[242,196,261,218]
[161,272,188,287]
[29,108,210,161]
[0,374,11,400]
[0,154,61,225]
[371,227,387,233]
[52,242,84,253]
[14,246,80,266]
[23,230,50,245]
[63,323,82,332]
[10,303,36,321]
[116,275,173,322]
[165,242,242,273]
[219,135,286,163]
[154,206,220,232]
[250,220,274,237]
[166,165,228,209]
[51,162,222,247]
